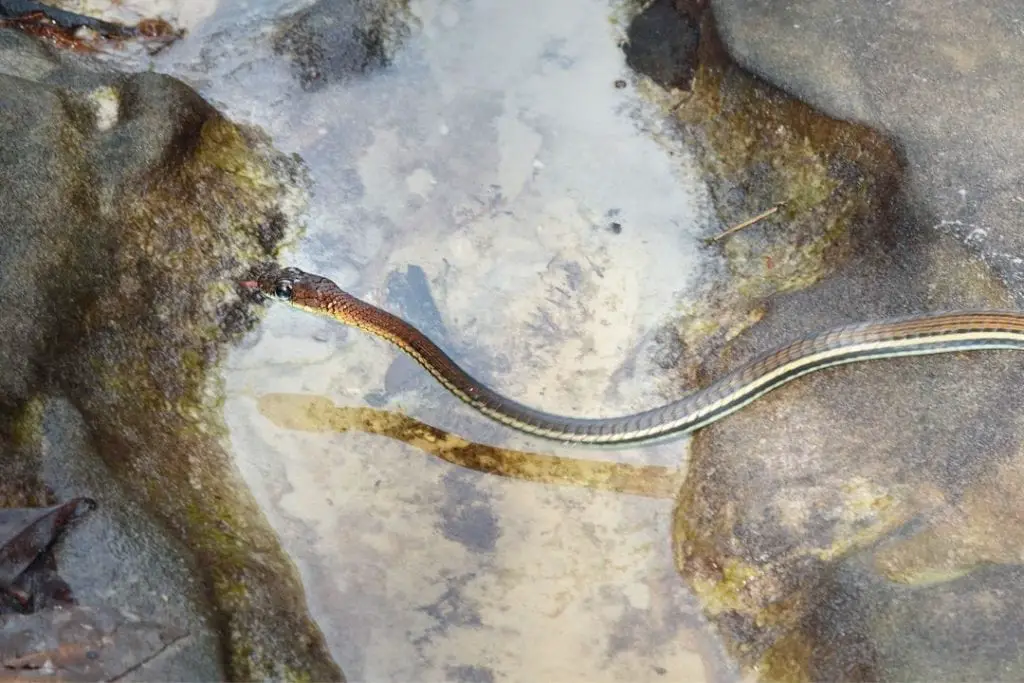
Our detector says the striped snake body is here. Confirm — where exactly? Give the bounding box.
[245,266,1024,447]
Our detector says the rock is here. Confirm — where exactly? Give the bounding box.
[623,2,1024,680]
[0,605,187,681]
[0,27,343,681]
[805,560,1024,682]
[621,0,902,387]
[274,0,414,90]
[712,0,1024,300]
[622,0,699,91]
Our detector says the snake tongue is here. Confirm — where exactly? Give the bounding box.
[240,280,266,302]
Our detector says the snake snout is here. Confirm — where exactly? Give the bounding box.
[239,278,270,303]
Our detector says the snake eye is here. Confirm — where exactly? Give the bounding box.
[274,280,293,300]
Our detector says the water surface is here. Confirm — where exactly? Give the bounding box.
[113,0,725,677]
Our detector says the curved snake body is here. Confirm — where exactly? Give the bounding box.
[245,267,1024,446]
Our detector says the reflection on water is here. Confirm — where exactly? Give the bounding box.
[257,392,685,498]
[123,0,732,677]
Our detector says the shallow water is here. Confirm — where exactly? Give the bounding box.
[96,0,728,677]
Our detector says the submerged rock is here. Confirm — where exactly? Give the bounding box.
[0,27,342,681]
[274,0,415,90]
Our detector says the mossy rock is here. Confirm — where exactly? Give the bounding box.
[0,29,342,681]
[624,0,903,378]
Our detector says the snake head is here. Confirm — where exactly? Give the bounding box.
[241,266,337,306]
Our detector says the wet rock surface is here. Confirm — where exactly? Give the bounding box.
[0,27,341,681]
[621,1,1024,680]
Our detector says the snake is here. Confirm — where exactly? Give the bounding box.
[243,266,1024,447]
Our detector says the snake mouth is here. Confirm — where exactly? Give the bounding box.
[240,262,286,299]
[239,279,267,303]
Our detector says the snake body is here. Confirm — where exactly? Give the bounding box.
[246,266,1024,446]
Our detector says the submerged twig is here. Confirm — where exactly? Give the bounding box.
[705,202,785,244]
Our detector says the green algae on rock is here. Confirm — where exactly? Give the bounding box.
[1,397,48,509]
[0,28,342,681]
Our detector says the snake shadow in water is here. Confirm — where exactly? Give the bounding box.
[255,393,683,499]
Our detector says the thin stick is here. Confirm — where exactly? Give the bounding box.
[705,203,784,244]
